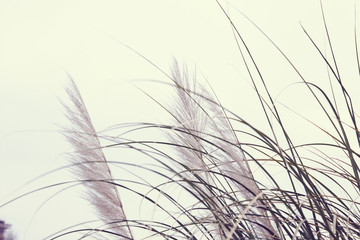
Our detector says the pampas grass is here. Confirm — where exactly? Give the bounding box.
[62,79,133,239]
[2,1,360,239]
[55,2,360,239]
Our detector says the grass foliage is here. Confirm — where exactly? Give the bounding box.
[3,1,360,240]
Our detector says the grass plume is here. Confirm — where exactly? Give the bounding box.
[62,79,133,239]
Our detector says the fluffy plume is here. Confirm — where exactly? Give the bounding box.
[62,79,133,239]
[169,60,278,239]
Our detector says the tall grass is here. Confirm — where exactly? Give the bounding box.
[2,1,360,239]
[58,2,360,239]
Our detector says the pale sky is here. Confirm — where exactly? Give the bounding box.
[0,0,359,239]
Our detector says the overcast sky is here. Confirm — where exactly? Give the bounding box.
[0,0,359,239]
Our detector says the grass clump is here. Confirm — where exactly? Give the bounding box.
[59,2,360,240]
[3,1,360,240]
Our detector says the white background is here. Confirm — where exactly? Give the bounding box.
[0,0,359,239]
